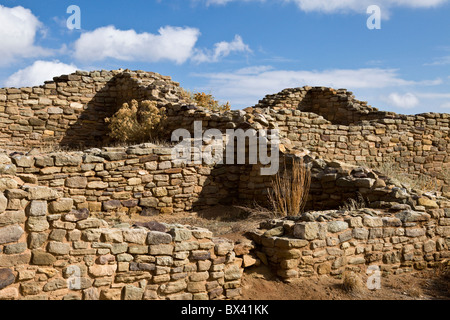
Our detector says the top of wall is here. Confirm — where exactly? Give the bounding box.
[252,86,449,125]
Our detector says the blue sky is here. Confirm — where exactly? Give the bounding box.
[0,0,450,114]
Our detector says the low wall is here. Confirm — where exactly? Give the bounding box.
[0,184,250,300]
[3,143,237,215]
[248,207,450,282]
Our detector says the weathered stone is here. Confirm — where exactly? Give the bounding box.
[293,222,319,240]
[3,242,27,254]
[65,176,88,188]
[102,200,121,211]
[0,286,18,300]
[43,278,67,292]
[135,221,167,232]
[0,210,25,227]
[26,216,49,232]
[417,197,439,209]
[12,156,34,168]
[27,200,47,217]
[102,229,123,243]
[0,193,7,214]
[0,269,15,290]
[147,231,172,245]
[123,285,144,300]
[0,224,24,244]
[169,227,192,242]
[31,250,56,266]
[88,264,117,277]
[0,164,16,175]
[352,228,369,240]
[363,216,383,228]
[87,181,108,189]
[76,218,106,229]
[49,198,74,213]
[28,232,48,249]
[28,186,59,200]
[20,282,41,296]
[214,239,234,255]
[263,226,284,237]
[122,229,147,244]
[47,242,70,255]
[162,280,187,294]
[63,208,89,222]
[405,228,426,237]
[327,221,349,233]
[139,198,158,208]
[0,178,17,192]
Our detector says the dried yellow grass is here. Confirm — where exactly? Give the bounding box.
[105,99,167,143]
[267,157,311,217]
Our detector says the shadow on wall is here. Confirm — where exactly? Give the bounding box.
[58,74,169,149]
[58,77,117,149]
[296,89,388,126]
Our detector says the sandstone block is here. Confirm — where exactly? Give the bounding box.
[49,198,74,213]
[0,224,24,244]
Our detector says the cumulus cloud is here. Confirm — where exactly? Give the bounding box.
[386,92,420,109]
[5,60,78,87]
[202,0,448,15]
[194,66,441,108]
[286,0,448,14]
[0,5,52,65]
[192,35,251,63]
[73,25,201,64]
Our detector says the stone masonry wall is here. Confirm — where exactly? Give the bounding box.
[245,105,450,195]
[248,207,450,282]
[0,70,182,150]
[0,184,249,300]
[1,143,242,216]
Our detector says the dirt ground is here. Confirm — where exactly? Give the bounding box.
[240,265,450,300]
[117,205,450,301]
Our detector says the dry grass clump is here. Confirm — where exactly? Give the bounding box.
[181,89,231,113]
[362,160,442,192]
[105,99,167,143]
[268,157,311,217]
[342,271,364,294]
[339,192,368,211]
[434,259,450,294]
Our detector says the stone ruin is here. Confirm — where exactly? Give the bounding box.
[0,69,448,300]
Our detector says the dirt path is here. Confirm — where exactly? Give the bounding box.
[240,264,449,300]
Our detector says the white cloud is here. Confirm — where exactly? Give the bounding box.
[73,25,201,64]
[0,5,52,65]
[424,56,450,66]
[192,35,251,63]
[5,60,78,87]
[286,0,447,14]
[194,66,441,108]
[440,102,450,109]
[385,92,420,109]
[201,0,448,15]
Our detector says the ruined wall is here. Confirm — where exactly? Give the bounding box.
[2,143,245,216]
[249,206,450,282]
[0,70,182,150]
[0,184,249,300]
[247,103,450,195]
